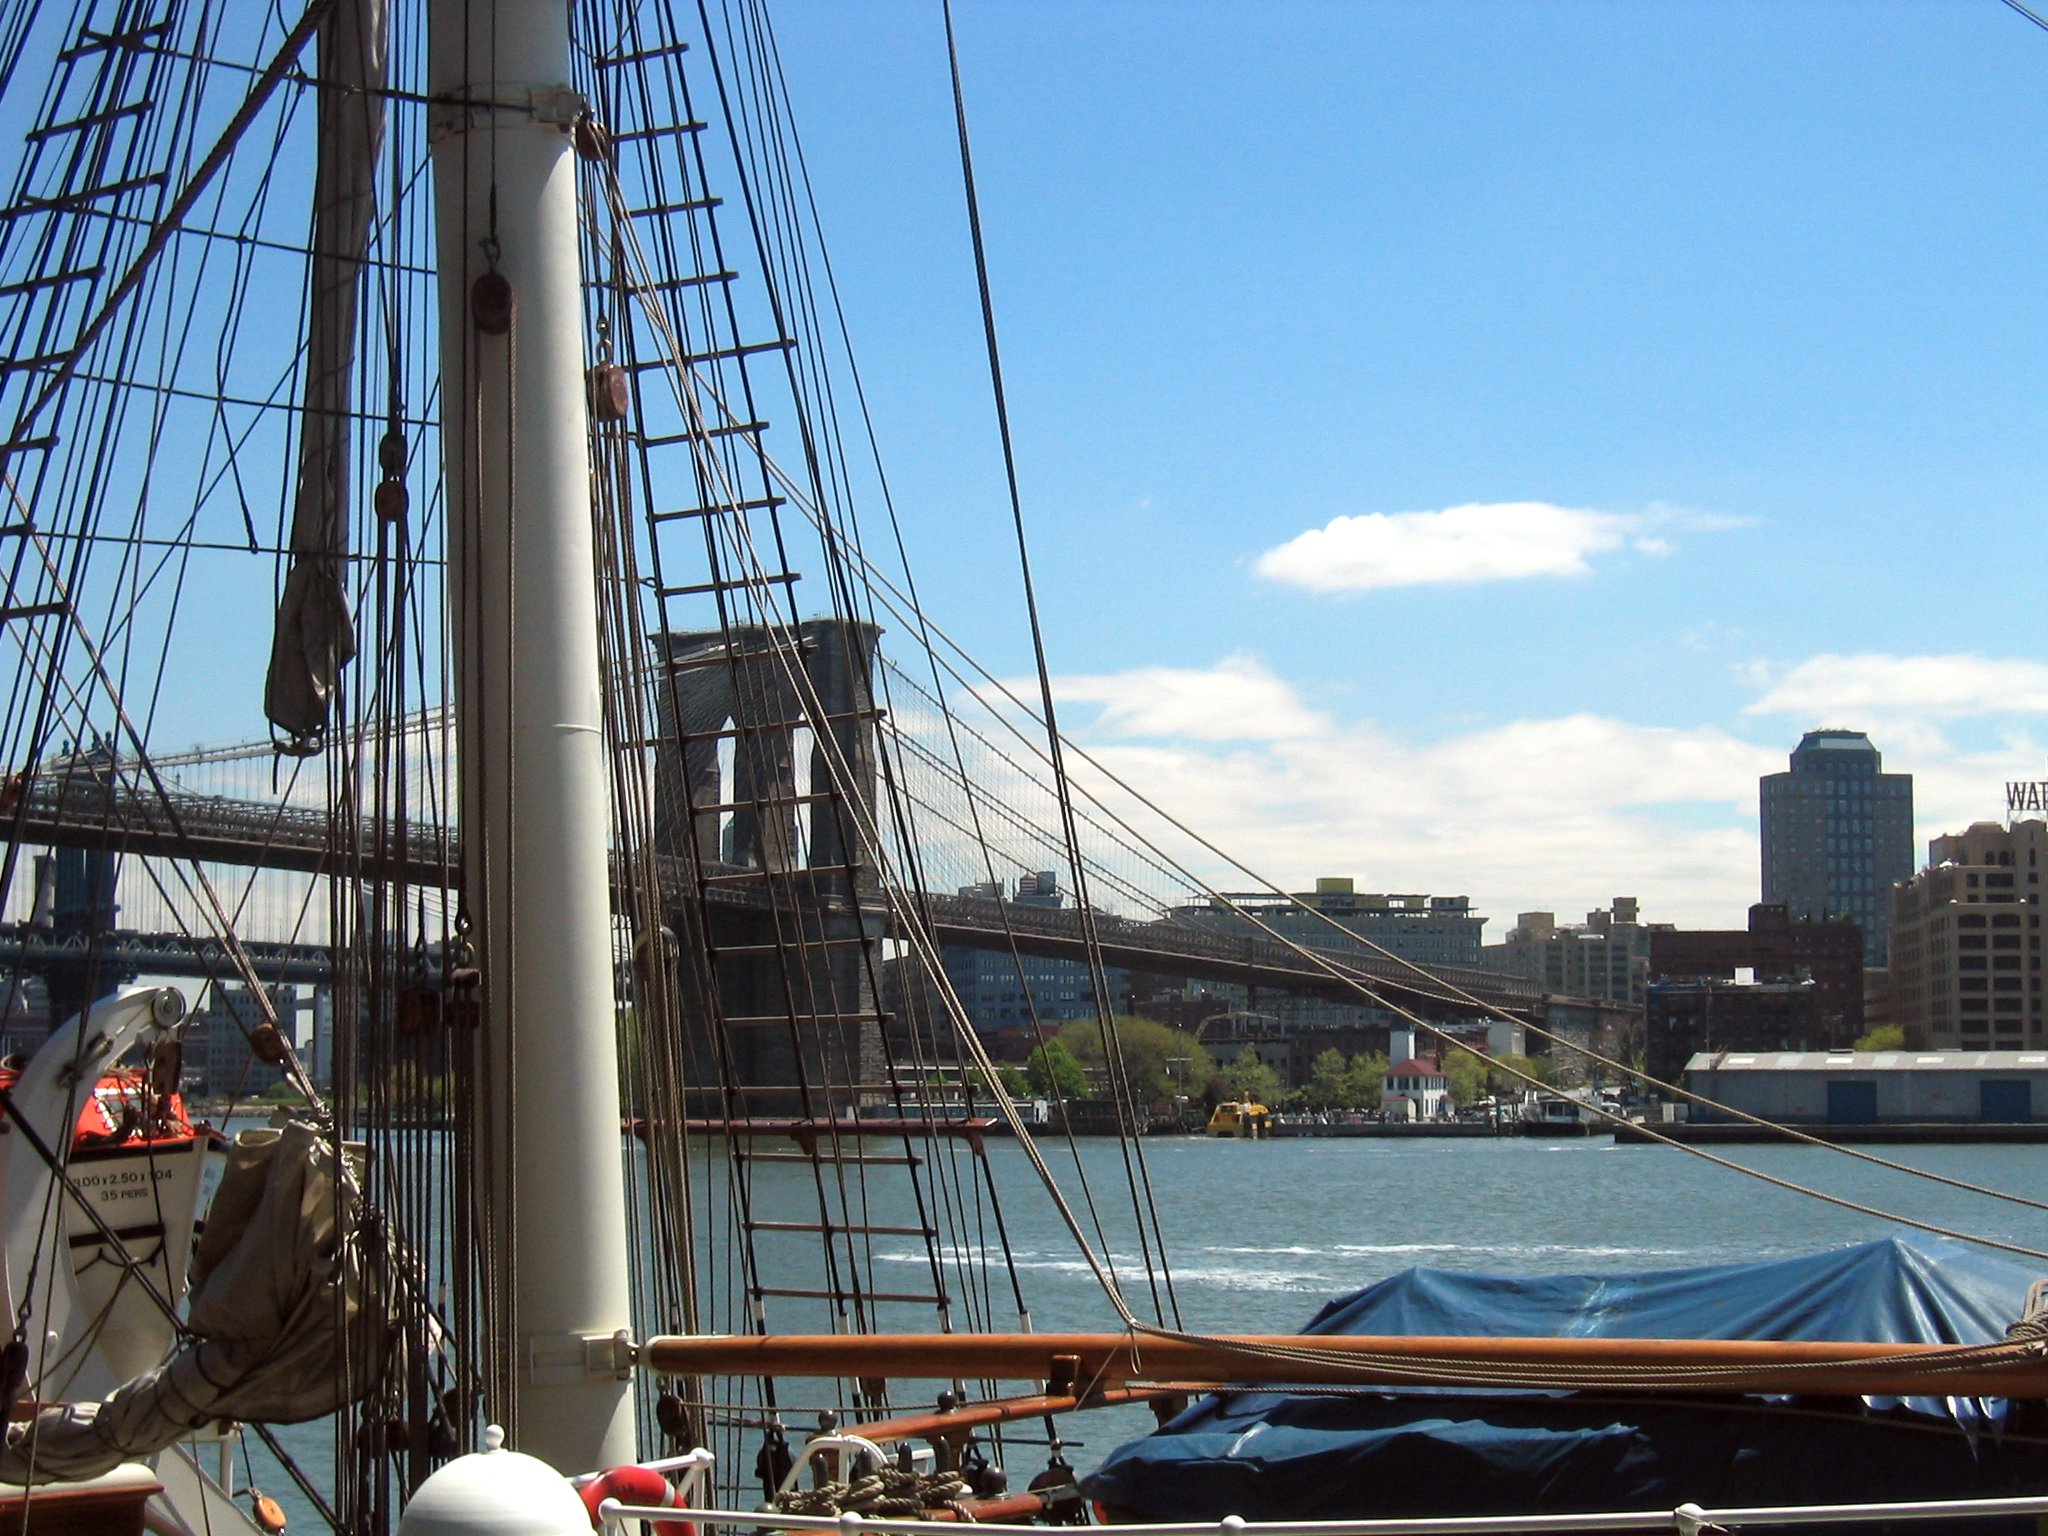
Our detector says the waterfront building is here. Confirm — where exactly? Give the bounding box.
[307,988,335,1091]
[1646,973,1821,1084]
[1685,1049,2048,1125]
[1170,878,1484,969]
[1890,820,2048,1051]
[1482,897,1664,1007]
[1137,879,1483,1052]
[1649,903,1864,1046]
[1190,1010,1373,1090]
[885,876,1131,1038]
[937,952,1128,1034]
[189,982,297,1095]
[1862,969,1897,1038]
[1759,729,1914,967]
[1139,979,1398,1042]
[1382,1029,1448,1119]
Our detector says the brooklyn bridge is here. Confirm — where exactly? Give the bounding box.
[0,627,1625,1094]
[0,740,1594,1022]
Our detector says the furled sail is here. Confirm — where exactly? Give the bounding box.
[264,0,388,747]
[0,1122,390,1483]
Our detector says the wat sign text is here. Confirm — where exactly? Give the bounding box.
[2008,781,2048,816]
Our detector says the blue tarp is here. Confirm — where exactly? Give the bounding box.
[1085,1237,2048,1523]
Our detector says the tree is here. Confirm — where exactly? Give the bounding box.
[1024,1039,1088,1099]
[1339,1051,1389,1110]
[971,1063,1034,1098]
[1052,1015,1215,1103]
[1854,1023,1906,1052]
[1220,1053,1283,1108]
[1487,1052,1553,1094]
[1306,1049,1350,1108]
[1442,1050,1491,1106]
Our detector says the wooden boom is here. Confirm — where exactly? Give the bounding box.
[852,1387,1173,1445]
[643,1331,2048,1399]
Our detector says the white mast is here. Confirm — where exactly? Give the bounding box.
[427,0,636,1471]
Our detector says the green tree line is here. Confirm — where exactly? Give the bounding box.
[978,1018,1556,1113]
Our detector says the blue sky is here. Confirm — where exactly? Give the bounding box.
[738,1,2048,935]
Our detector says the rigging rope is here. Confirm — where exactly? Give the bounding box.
[1998,0,2048,36]
[938,0,1179,1330]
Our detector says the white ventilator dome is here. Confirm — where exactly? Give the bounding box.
[395,1427,592,1536]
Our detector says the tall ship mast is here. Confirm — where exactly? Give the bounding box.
[426,0,634,1472]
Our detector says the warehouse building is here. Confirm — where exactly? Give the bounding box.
[1684,1049,2048,1124]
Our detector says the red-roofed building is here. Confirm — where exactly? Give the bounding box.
[1383,1053,1448,1120]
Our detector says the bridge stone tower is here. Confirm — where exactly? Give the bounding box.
[38,847,126,1026]
[653,619,886,1116]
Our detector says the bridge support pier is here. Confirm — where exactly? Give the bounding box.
[33,848,131,1030]
[654,620,886,1117]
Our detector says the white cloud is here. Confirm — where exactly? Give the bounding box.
[1746,652,2048,721]
[1650,503,1756,534]
[948,648,2048,942]
[1051,655,1325,742]
[1045,660,1778,932]
[1252,500,1737,593]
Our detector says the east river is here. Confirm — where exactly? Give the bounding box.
[252,1134,2048,1528]
[977,1135,2048,1334]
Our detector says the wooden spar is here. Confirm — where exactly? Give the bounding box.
[642,1331,2048,1399]
[849,1386,1172,1445]
[927,1493,1052,1523]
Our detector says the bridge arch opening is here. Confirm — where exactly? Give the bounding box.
[715,728,736,864]
[789,723,813,870]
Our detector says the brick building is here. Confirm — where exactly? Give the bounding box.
[1647,976,1821,1083]
[1649,903,1864,1044]
[1644,903,1862,1083]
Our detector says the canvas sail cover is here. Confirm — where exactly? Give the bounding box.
[264,0,387,744]
[1086,1237,2048,1521]
[0,1121,392,1483]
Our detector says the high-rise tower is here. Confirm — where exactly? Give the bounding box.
[1759,729,1914,967]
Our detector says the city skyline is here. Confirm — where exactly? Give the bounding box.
[1051,700,2029,943]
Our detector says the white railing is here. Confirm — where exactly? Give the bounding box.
[597,1493,2048,1536]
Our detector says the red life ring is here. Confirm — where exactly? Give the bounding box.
[578,1466,694,1536]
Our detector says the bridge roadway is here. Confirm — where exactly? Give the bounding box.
[0,924,333,984]
[7,777,1553,1017]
